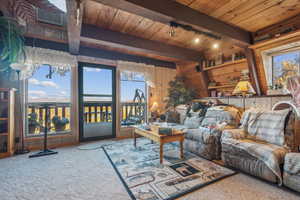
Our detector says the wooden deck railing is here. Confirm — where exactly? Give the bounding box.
[26,102,146,135]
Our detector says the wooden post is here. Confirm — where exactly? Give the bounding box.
[62,106,66,118]
[88,105,92,122]
[105,105,108,121]
[245,48,262,96]
[199,70,209,97]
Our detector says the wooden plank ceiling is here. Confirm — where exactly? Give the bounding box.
[83,0,239,57]
[82,0,300,61]
[175,0,300,32]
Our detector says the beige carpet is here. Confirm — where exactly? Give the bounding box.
[0,139,299,200]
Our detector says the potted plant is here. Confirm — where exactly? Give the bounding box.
[52,116,69,132]
[166,76,197,109]
[28,113,39,134]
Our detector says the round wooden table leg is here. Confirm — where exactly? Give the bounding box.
[160,143,163,164]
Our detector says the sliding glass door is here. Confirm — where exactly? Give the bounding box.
[78,62,116,141]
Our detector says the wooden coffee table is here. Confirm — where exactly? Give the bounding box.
[133,127,185,164]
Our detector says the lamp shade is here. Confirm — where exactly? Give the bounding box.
[233,81,256,96]
[150,102,159,112]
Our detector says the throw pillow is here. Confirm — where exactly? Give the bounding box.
[184,116,203,129]
[201,106,240,128]
[246,109,290,146]
[165,110,180,124]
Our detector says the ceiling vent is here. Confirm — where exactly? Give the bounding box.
[37,8,64,26]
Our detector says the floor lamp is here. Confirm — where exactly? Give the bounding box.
[10,63,30,155]
[232,80,256,111]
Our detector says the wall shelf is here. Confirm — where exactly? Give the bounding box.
[208,84,236,90]
[203,59,247,71]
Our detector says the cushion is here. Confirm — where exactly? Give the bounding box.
[184,116,202,129]
[284,153,300,175]
[165,110,180,123]
[245,109,290,146]
[186,102,209,118]
[284,111,297,151]
[201,106,240,128]
[185,127,221,144]
[175,104,189,124]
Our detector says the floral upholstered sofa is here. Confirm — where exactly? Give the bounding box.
[221,107,300,185]
[174,103,242,160]
[183,106,241,160]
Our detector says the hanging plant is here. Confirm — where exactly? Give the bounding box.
[0,16,25,72]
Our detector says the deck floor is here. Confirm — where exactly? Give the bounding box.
[0,139,299,200]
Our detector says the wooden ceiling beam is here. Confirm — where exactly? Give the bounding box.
[91,0,252,47]
[80,24,203,62]
[24,37,176,68]
[66,0,84,55]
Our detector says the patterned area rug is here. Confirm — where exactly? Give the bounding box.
[102,138,236,200]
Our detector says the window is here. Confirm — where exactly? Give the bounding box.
[271,51,300,88]
[120,71,147,126]
[26,65,71,136]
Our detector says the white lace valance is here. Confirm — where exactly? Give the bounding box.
[117,61,156,87]
[23,47,77,78]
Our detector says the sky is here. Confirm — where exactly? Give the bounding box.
[28,66,146,103]
[49,0,66,12]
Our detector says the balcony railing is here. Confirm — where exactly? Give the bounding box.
[26,101,146,135]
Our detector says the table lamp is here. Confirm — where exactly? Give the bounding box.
[232,80,256,110]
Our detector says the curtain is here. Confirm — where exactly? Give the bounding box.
[22,47,77,79]
[117,61,155,87]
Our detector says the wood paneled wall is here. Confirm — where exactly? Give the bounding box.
[177,60,249,97]
[177,62,209,98]
[206,60,248,93]
[150,67,177,113]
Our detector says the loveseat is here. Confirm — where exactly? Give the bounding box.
[158,103,241,160]
[183,104,241,160]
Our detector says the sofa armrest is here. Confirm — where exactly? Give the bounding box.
[284,153,300,175]
[222,129,246,140]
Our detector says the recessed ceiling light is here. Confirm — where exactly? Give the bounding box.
[213,43,219,49]
[194,38,200,44]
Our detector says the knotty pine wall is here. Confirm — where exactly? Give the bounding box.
[177,60,249,98]
[177,62,209,98]
[150,67,177,113]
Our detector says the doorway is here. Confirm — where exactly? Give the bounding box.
[78,62,116,141]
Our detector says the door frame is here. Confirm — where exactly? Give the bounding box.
[78,62,116,142]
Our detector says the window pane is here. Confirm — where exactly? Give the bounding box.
[120,72,147,126]
[272,51,300,87]
[27,65,71,136]
[83,67,112,95]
